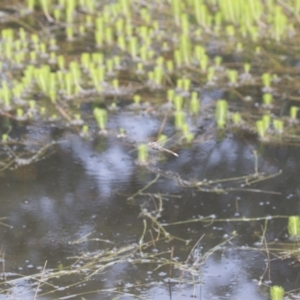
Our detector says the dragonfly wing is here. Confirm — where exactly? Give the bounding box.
[162,132,183,148]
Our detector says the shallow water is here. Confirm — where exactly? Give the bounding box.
[1,111,300,300]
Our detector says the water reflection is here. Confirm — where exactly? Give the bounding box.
[1,122,300,299]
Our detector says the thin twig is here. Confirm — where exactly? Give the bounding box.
[33,260,47,300]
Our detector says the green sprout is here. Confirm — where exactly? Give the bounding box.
[80,125,89,138]
[162,42,169,51]
[194,28,202,39]
[156,56,164,67]
[137,144,148,165]
[182,123,194,143]
[249,25,259,42]
[133,95,141,105]
[64,72,74,97]
[109,102,118,111]
[139,45,148,61]
[174,95,183,111]
[29,100,36,110]
[290,106,298,120]
[16,108,24,120]
[51,114,58,120]
[262,114,271,130]
[244,63,251,73]
[215,100,228,129]
[91,67,105,93]
[40,42,46,55]
[69,61,81,83]
[236,42,243,52]
[288,216,300,240]
[120,0,131,17]
[2,82,11,108]
[85,15,92,27]
[176,79,183,90]
[194,45,205,61]
[273,6,287,42]
[116,18,124,35]
[54,8,61,20]
[27,0,35,10]
[194,2,210,27]
[81,53,91,69]
[4,42,13,60]
[93,108,107,131]
[49,38,57,50]
[66,26,74,41]
[117,128,126,138]
[171,0,181,24]
[226,25,235,37]
[57,55,65,70]
[66,0,76,22]
[263,93,273,107]
[190,92,199,115]
[148,71,154,83]
[207,67,215,83]
[256,120,266,138]
[199,54,208,72]
[112,79,119,89]
[227,69,238,85]
[92,52,104,65]
[270,285,284,300]
[174,50,182,67]
[31,33,39,46]
[140,7,150,22]
[113,56,121,69]
[183,78,191,92]
[136,63,144,74]
[129,36,138,59]
[49,87,57,103]
[139,26,148,40]
[2,134,8,142]
[273,119,283,133]
[35,65,51,94]
[174,111,185,129]
[125,21,133,36]
[40,106,46,115]
[105,27,113,44]
[154,66,163,86]
[179,34,191,65]
[232,113,241,125]
[262,73,271,89]
[15,40,21,52]
[30,51,37,63]
[167,60,174,73]
[214,56,222,67]
[180,13,189,35]
[96,16,103,32]
[167,89,175,103]
[95,31,103,47]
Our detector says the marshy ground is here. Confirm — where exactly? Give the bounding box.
[0,0,300,299]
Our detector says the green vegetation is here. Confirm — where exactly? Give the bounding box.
[137,143,148,165]
[270,285,284,300]
[1,1,300,298]
[0,0,298,145]
[288,216,300,240]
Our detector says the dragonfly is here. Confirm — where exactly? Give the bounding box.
[147,140,179,157]
[129,132,184,158]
